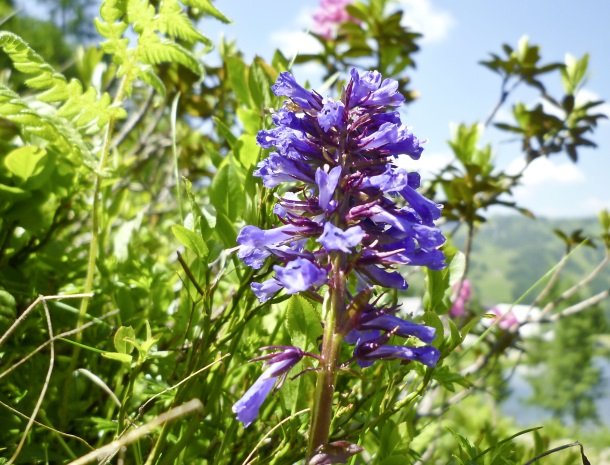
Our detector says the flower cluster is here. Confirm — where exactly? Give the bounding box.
[449,279,472,318]
[312,0,357,39]
[233,69,446,426]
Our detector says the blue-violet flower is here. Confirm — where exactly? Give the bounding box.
[233,68,446,427]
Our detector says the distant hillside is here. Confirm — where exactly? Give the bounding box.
[454,215,609,307]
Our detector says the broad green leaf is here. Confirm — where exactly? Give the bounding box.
[234,134,260,170]
[225,55,250,105]
[3,146,48,183]
[285,295,320,350]
[210,157,245,221]
[172,224,209,258]
[236,108,261,136]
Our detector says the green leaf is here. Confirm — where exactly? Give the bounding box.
[101,351,133,364]
[225,55,250,106]
[113,325,136,354]
[248,59,272,110]
[0,183,30,200]
[423,267,450,314]
[379,456,410,465]
[214,212,237,247]
[234,134,260,170]
[3,146,48,184]
[285,295,321,350]
[236,108,261,136]
[0,289,17,332]
[209,157,245,221]
[172,224,209,258]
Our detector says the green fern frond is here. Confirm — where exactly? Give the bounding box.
[159,0,210,45]
[0,31,122,131]
[0,86,93,165]
[182,0,231,23]
[138,35,203,75]
[97,0,216,95]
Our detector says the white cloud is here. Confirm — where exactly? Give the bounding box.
[395,151,453,179]
[397,0,455,44]
[504,157,589,216]
[269,7,323,59]
[584,196,610,213]
[507,157,585,188]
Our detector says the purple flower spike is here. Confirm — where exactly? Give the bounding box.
[272,72,323,111]
[274,258,327,294]
[233,346,304,427]
[235,68,445,421]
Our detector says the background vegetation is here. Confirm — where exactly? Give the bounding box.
[0,0,608,464]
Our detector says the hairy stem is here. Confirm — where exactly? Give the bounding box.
[307,256,345,459]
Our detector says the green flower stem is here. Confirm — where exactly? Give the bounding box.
[60,76,129,426]
[307,255,345,459]
[76,75,128,334]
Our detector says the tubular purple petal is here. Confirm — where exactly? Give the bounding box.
[315,166,342,211]
[355,344,440,368]
[360,314,436,343]
[318,222,365,252]
[272,72,323,111]
[360,264,407,289]
[318,99,346,132]
[349,69,405,108]
[251,279,283,302]
[233,347,305,427]
[274,258,328,294]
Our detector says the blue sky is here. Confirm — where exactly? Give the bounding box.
[201,0,610,219]
[21,0,610,218]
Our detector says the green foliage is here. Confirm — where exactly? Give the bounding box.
[0,1,608,464]
[484,40,607,163]
[527,305,607,422]
[295,0,421,101]
[431,123,527,225]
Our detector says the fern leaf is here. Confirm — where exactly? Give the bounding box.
[100,0,128,22]
[139,35,202,75]
[181,0,231,23]
[139,67,167,97]
[158,0,211,45]
[126,0,157,34]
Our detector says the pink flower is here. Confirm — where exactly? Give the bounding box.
[490,306,519,331]
[449,279,472,318]
[312,0,356,39]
